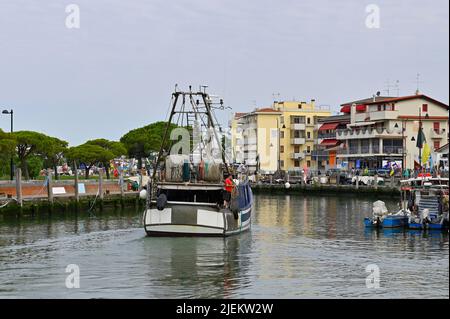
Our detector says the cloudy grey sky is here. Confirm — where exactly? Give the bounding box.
[0,0,448,146]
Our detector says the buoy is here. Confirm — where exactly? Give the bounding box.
[285,182,291,189]
[139,189,147,200]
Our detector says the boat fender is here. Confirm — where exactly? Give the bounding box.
[156,194,168,211]
[230,199,239,219]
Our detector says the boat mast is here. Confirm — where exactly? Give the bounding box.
[152,87,230,182]
[200,92,230,175]
[151,91,180,181]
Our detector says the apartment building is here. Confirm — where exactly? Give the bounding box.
[334,93,449,170]
[231,100,331,173]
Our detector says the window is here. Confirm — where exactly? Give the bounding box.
[307,132,311,139]
[280,146,284,153]
[391,103,396,111]
[280,131,285,138]
[307,160,311,167]
[307,117,311,124]
[298,104,302,109]
[434,141,440,150]
[377,105,382,111]
[422,104,428,112]
[294,146,300,153]
[294,160,300,167]
[280,160,284,168]
[433,122,440,132]
[307,146,311,153]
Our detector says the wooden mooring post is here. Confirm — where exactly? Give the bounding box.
[99,168,104,201]
[15,168,23,207]
[47,169,54,204]
[74,161,79,203]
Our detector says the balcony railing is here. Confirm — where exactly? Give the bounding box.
[318,132,336,139]
[337,146,403,156]
[291,123,306,130]
[336,127,402,140]
[290,152,305,160]
[291,138,306,145]
[430,128,447,139]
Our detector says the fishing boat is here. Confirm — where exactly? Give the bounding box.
[400,177,449,230]
[142,86,253,237]
[364,200,409,229]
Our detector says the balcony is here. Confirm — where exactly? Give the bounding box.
[291,138,306,145]
[290,152,305,160]
[430,128,447,139]
[354,110,399,122]
[336,127,402,140]
[337,146,403,157]
[239,122,257,131]
[291,123,306,130]
[318,132,336,139]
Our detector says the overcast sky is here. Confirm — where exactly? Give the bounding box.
[0,0,448,146]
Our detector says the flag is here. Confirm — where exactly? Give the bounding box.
[416,127,426,149]
[422,143,431,165]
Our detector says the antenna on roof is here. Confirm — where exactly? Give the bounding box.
[395,80,400,97]
[415,73,422,95]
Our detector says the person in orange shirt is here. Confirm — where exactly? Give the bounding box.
[223,174,234,208]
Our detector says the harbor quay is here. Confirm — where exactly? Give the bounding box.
[0,172,403,217]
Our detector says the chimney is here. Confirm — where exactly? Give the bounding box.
[311,99,316,109]
[372,94,376,102]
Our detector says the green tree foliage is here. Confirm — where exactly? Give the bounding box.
[66,144,115,179]
[13,131,51,180]
[27,155,44,180]
[0,129,15,160]
[41,137,69,180]
[120,121,179,168]
[85,139,127,178]
[12,131,68,180]
[0,129,16,178]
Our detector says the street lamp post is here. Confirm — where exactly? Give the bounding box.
[2,109,14,180]
[276,117,286,176]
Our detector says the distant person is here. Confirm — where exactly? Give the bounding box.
[223,174,234,208]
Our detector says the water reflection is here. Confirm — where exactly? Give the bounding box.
[0,195,448,299]
[141,234,252,298]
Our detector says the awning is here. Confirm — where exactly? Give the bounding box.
[340,105,350,113]
[320,139,340,146]
[356,104,367,111]
[319,123,339,131]
[340,104,366,113]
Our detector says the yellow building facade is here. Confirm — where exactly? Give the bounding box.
[231,100,331,173]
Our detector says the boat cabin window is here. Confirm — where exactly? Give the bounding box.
[157,189,222,204]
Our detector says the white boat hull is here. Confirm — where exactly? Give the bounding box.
[144,205,252,237]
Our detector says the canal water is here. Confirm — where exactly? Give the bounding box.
[0,194,448,299]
